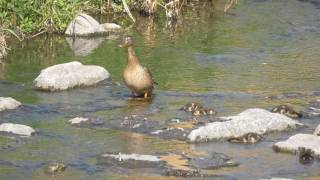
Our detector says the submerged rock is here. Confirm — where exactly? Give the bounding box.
[68,117,89,125]
[98,153,163,168]
[0,97,21,111]
[0,123,35,137]
[304,99,320,117]
[65,13,105,36]
[314,124,320,136]
[273,134,320,158]
[188,108,303,143]
[34,61,110,91]
[189,152,238,169]
[98,152,237,177]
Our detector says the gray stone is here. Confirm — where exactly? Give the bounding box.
[0,123,35,137]
[0,97,21,111]
[273,134,320,157]
[65,13,105,36]
[188,108,303,143]
[34,61,110,91]
[260,178,295,180]
[314,124,320,136]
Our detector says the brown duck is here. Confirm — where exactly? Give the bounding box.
[121,36,156,98]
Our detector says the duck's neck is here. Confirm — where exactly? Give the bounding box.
[127,46,139,65]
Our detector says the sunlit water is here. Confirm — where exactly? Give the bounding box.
[0,0,320,179]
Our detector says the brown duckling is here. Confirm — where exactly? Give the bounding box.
[121,36,156,98]
[298,147,315,165]
[181,102,203,112]
[271,105,302,118]
[192,108,217,116]
[228,133,263,144]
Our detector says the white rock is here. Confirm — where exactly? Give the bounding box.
[100,23,122,31]
[0,97,21,111]
[102,153,161,162]
[68,117,89,124]
[34,61,110,91]
[314,124,320,136]
[65,13,105,36]
[0,123,35,137]
[188,108,303,142]
[274,134,320,157]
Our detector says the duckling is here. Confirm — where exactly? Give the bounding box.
[298,147,315,165]
[181,102,203,112]
[192,108,217,116]
[228,133,263,143]
[271,105,302,118]
[121,36,156,98]
[45,162,66,174]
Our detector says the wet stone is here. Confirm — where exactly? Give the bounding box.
[97,153,164,169]
[271,105,302,118]
[68,117,104,126]
[150,127,189,141]
[266,92,306,100]
[304,99,320,117]
[0,123,35,137]
[164,169,204,177]
[0,97,21,112]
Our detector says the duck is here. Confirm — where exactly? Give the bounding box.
[271,105,302,118]
[227,133,263,144]
[121,36,156,98]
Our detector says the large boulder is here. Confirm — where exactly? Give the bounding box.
[34,61,110,91]
[188,108,303,143]
[65,13,121,36]
[0,123,35,137]
[65,13,105,36]
[273,134,320,157]
[0,97,21,111]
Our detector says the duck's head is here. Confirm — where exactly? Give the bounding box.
[120,36,133,48]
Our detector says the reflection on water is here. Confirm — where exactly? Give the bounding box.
[1,0,320,179]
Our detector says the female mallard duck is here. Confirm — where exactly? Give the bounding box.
[121,36,156,98]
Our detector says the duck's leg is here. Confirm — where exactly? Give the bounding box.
[144,92,148,99]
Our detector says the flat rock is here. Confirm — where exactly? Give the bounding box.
[34,61,110,91]
[314,124,320,136]
[0,97,21,111]
[68,117,89,125]
[273,134,320,158]
[0,123,35,137]
[188,108,303,143]
[65,13,105,36]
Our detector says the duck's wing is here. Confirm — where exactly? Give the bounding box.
[143,66,158,85]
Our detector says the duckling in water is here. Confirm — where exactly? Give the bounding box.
[121,36,156,98]
[228,133,263,144]
[192,108,217,116]
[271,105,302,118]
[298,147,315,165]
[45,162,66,174]
[181,102,203,112]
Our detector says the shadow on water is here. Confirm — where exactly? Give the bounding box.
[1,0,320,179]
